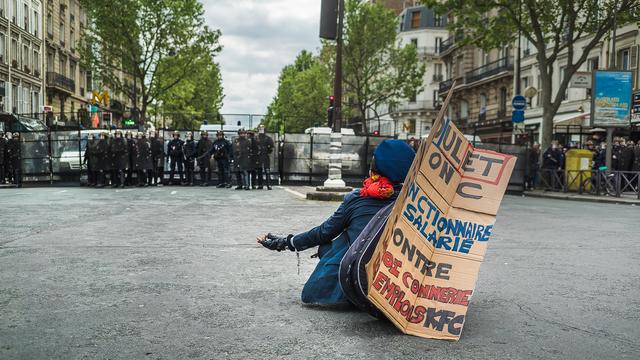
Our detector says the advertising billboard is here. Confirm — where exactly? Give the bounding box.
[591,70,633,127]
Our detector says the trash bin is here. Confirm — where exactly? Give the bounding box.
[565,149,593,191]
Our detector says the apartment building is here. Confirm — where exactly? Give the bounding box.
[390,5,448,139]
[521,22,640,144]
[0,0,45,116]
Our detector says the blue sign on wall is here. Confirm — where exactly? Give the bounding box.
[512,110,525,123]
[591,70,633,127]
[512,95,527,111]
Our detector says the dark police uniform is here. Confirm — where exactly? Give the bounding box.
[94,135,111,187]
[151,136,165,185]
[167,135,185,184]
[6,134,21,187]
[212,135,233,187]
[0,133,6,184]
[196,133,213,186]
[134,136,153,186]
[256,133,274,189]
[233,135,251,189]
[183,136,197,186]
[110,135,129,187]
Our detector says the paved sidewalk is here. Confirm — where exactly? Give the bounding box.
[524,189,640,205]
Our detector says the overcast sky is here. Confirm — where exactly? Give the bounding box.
[202,0,322,115]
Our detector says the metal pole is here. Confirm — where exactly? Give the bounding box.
[324,0,346,189]
[606,2,618,172]
[515,0,522,96]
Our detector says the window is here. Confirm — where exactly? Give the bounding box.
[23,3,28,30]
[33,46,40,74]
[479,93,487,121]
[22,43,29,70]
[0,0,4,17]
[499,87,507,116]
[11,84,17,113]
[521,76,529,92]
[619,48,630,70]
[456,55,464,77]
[403,119,416,134]
[32,90,40,114]
[59,55,66,76]
[33,10,38,36]
[10,37,17,64]
[523,38,531,56]
[482,50,490,66]
[460,100,469,120]
[0,33,5,63]
[433,63,443,82]
[47,12,52,37]
[60,22,65,45]
[410,38,417,47]
[70,29,75,50]
[588,57,599,71]
[411,11,421,29]
[11,0,16,23]
[399,15,404,31]
[435,37,442,52]
[433,90,439,105]
[47,50,54,73]
[560,66,568,100]
[70,60,76,81]
[434,15,442,27]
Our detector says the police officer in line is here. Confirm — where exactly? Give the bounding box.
[83,134,97,186]
[247,129,259,189]
[183,132,197,186]
[196,131,213,186]
[94,132,111,188]
[125,131,136,185]
[233,129,251,190]
[110,130,129,188]
[6,132,21,187]
[167,131,185,185]
[150,131,165,186]
[0,131,6,184]
[256,125,274,190]
[212,131,233,188]
[135,132,153,187]
[633,141,640,172]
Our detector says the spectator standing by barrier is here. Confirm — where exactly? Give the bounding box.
[196,131,213,186]
[183,133,196,186]
[150,132,165,186]
[526,143,540,190]
[167,131,185,185]
[212,131,233,188]
[256,125,274,190]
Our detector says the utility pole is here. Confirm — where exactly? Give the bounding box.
[605,1,619,172]
[323,0,347,189]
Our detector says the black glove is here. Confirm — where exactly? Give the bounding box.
[259,233,294,252]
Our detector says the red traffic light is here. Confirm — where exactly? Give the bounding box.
[329,95,335,101]
[373,130,380,136]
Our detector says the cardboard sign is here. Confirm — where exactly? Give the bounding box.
[366,85,515,340]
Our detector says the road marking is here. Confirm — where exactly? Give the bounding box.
[171,191,177,195]
[279,186,306,199]
[56,190,68,194]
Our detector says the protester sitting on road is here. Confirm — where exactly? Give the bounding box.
[257,140,415,305]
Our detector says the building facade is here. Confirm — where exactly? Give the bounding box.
[44,0,89,125]
[0,0,45,116]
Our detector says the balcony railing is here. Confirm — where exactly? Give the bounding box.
[394,100,437,112]
[416,46,438,56]
[432,74,444,82]
[46,71,75,92]
[439,78,454,93]
[438,33,464,54]
[465,56,513,84]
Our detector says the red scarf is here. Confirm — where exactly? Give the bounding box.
[360,174,395,199]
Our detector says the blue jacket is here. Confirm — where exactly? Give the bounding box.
[291,187,400,305]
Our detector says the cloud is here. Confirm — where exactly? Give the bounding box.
[202,0,322,115]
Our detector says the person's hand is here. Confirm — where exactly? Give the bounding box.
[257,233,293,252]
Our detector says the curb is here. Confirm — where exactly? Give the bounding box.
[523,191,640,206]
[306,191,349,201]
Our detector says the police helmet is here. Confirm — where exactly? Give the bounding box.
[201,130,208,137]
[13,132,20,137]
[173,131,181,137]
[216,131,224,137]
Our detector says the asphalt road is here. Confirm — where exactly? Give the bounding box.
[0,186,638,359]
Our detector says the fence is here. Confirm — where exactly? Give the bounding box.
[538,169,640,199]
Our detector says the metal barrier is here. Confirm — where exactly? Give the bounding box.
[539,169,640,199]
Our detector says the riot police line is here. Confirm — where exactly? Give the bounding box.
[82,126,275,189]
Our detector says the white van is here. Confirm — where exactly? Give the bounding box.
[304,127,356,135]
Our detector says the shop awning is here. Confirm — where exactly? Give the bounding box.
[525,112,589,126]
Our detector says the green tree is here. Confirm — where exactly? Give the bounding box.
[423,0,639,149]
[264,50,333,133]
[79,0,222,125]
[155,52,224,129]
[343,0,425,131]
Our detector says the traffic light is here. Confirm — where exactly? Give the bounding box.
[319,0,338,40]
[373,130,380,136]
[327,95,335,128]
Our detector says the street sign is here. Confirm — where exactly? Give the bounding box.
[591,70,633,127]
[570,72,592,88]
[512,110,525,123]
[512,95,527,111]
